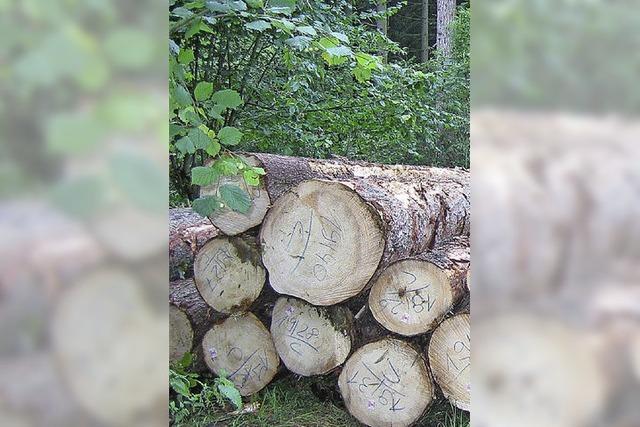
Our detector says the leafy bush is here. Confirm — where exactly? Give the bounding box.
[169,353,243,425]
[169,0,470,207]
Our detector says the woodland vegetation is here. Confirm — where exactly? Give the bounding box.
[170,0,470,209]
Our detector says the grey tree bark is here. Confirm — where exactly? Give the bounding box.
[421,0,429,62]
[437,0,456,56]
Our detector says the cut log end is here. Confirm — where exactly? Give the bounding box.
[201,156,270,236]
[194,237,265,314]
[170,305,194,364]
[427,313,470,411]
[201,312,279,396]
[270,297,353,376]
[369,260,456,336]
[338,338,433,427]
[260,180,385,306]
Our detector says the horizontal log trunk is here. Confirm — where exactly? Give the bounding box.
[260,173,469,305]
[198,152,469,236]
[368,237,470,336]
[169,208,218,280]
[338,337,434,427]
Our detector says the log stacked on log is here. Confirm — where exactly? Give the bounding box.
[169,152,471,423]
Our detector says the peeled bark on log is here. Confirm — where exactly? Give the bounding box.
[200,156,271,236]
[338,337,434,427]
[368,237,469,336]
[202,312,279,396]
[260,173,469,305]
[169,208,218,280]
[427,313,470,411]
[169,279,221,371]
[270,296,353,376]
[194,236,266,314]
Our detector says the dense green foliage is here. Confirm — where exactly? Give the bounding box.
[169,0,470,207]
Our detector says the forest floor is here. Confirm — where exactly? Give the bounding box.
[178,375,469,427]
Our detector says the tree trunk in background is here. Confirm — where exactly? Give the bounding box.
[376,1,388,62]
[436,0,455,56]
[421,0,429,62]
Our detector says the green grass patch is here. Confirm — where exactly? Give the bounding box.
[172,375,469,427]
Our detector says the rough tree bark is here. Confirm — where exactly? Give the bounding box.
[169,208,218,280]
[338,337,434,427]
[427,312,470,411]
[270,296,354,376]
[421,0,429,62]
[259,171,469,305]
[436,0,455,56]
[368,237,469,336]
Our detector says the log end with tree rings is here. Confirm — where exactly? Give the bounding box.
[201,312,279,396]
[260,180,385,306]
[270,297,353,376]
[368,260,457,336]
[200,156,270,236]
[427,313,470,411]
[338,338,433,427]
[170,305,194,364]
[194,236,265,314]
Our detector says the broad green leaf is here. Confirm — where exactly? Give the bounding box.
[211,89,243,110]
[243,168,263,186]
[178,107,201,125]
[173,85,192,106]
[326,46,352,57]
[210,105,224,120]
[217,126,243,145]
[192,195,223,217]
[213,157,239,175]
[271,18,296,33]
[296,25,316,36]
[245,0,263,8]
[330,32,349,43]
[219,184,251,214]
[267,0,296,15]
[205,140,221,156]
[170,377,191,397]
[188,127,211,149]
[170,123,185,138]
[185,19,202,39]
[175,135,196,154]
[191,166,219,185]
[285,36,312,50]
[171,7,194,18]
[178,48,194,64]
[245,20,271,31]
[179,352,193,369]
[205,1,231,12]
[194,81,214,101]
[218,382,242,409]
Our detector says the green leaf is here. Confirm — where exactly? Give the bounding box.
[172,7,194,18]
[211,89,243,110]
[178,107,201,125]
[192,195,223,217]
[217,126,243,145]
[174,85,192,106]
[245,20,271,31]
[194,81,214,101]
[271,18,296,33]
[267,0,296,15]
[219,184,251,214]
[170,377,191,397]
[245,0,263,8]
[326,46,352,57]
[330,32,349,43]
[185,19,202,39]
[205,140,221,156]
[213,157,239,175]
[243,168,262,186]
[286,36,312,50]
[178,352,193,369]
[218,382,242,409]
[188,127,210,149]
[296,25,316,36]
[191,166,219,186]
[175,136,196,154]
[178,48,194,64]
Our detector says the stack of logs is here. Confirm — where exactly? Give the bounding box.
[169,153,471,427]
